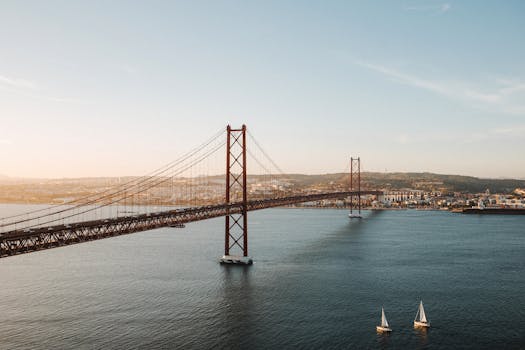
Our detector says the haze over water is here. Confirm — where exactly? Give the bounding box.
[1,205,524,349]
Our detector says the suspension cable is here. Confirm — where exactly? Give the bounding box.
[0,129,225,228]
[17,138,226,230]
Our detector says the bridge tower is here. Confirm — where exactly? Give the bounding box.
[349,157,362,218]
[220,125,253,265]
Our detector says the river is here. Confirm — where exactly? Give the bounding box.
[1,205,524,349]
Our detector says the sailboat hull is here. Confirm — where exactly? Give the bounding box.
[414,321,430,328]
[376,326,392,332]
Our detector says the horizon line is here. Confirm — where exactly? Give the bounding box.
[1,171,524,182]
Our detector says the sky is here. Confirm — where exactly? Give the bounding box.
[1,0,524,179]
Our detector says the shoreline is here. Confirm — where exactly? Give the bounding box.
[280,206,444,211]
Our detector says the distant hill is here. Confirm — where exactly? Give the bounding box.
[1,172,523,196]
[282,172,525,194]
[256,172,525,194]
[361,172,525,194]
[230,172,525,193]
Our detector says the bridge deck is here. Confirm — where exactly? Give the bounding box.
[0,191,381,258]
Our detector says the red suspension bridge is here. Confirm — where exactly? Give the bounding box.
[0,125,382,263]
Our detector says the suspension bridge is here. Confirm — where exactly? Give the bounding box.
[0,125,382,264]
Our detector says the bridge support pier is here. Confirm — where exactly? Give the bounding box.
[349,157,362,219]
[220,124,253,265]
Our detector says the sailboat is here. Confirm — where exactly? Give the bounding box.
[414,300,430,328]
[376,307,392,332]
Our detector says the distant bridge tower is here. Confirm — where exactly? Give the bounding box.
[220,125,253,265]
[349,157,362,218]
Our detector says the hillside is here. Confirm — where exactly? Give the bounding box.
[276,172,525,194]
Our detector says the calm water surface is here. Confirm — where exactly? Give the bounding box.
[1,205,524,349]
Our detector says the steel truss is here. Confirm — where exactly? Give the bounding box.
[0,190,381,259]
[349,157,361,216]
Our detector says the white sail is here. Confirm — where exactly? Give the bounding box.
[419,301,427,323]
[381,308,389,328]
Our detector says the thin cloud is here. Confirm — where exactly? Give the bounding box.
[391,124,525,146]
[0,73,84,104]
[0,74,37,90]
[117,63,138,74]
[405,3,451,14]
[355,61,525,115]
[356,61,450,95]
[440,3,451,13]
[460,125,525,143]
[493,125,525,136]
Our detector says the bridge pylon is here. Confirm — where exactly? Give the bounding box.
[220,124,253,265]
[349,157,362,219]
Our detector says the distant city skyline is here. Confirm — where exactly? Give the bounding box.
[1,1,524,179]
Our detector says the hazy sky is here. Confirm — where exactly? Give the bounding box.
[1,1,524,179]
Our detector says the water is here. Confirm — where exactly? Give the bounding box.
[1,205,524,349]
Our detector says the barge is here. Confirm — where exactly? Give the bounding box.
[461,208,525,215]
